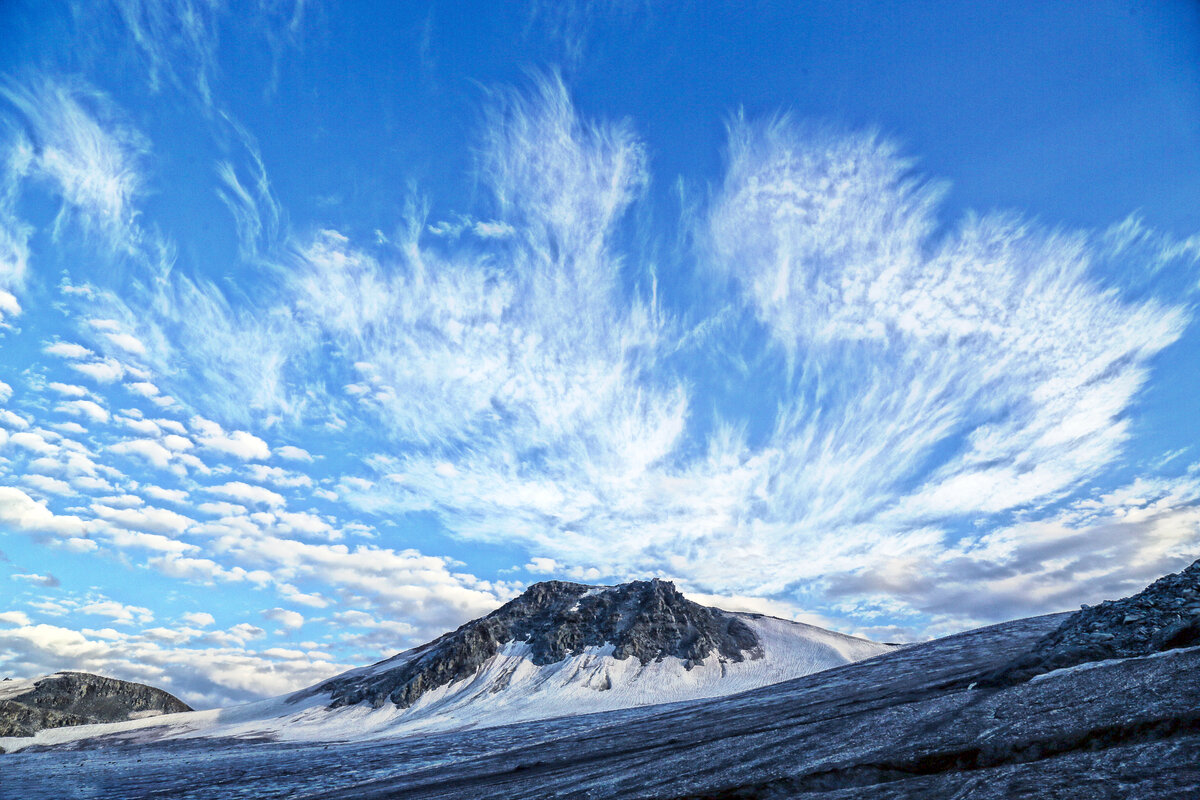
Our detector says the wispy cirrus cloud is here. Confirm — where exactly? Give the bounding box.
[38,78,1195,623]
[1,42,1197,711]
[0,210,30,324]
[293,90,1193,616]
[699,119,1187,576]
[72,0,311,110]
[1,77,149,248]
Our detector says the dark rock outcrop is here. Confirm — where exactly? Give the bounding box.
[310,579,761,709]
[0,672,192,738]
[979,557,1200,687]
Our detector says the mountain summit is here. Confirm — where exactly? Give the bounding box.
[311,579,763,710]
[274,578,893,737]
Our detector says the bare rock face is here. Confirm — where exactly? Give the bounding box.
[979,557,1200,687]
[0,672,192,738]
[312,578,761,709]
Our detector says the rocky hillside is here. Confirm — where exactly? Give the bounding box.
[307,579,763,709]
[0,672,192,738]
[980,557,1200,687]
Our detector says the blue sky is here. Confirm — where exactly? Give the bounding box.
[0,0,1198,708]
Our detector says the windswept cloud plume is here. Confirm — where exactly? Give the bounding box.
[1,77,148,247]
[50,80,1188,627]
[77,0,310,109]
[0,16,1196,708]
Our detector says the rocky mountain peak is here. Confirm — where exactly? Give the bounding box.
[309,578,761,710]
[980,557,1200,687]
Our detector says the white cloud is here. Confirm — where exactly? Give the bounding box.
[196,501,247,516]
[43,341,93,360]
[79,599,154,625]
[155,418,187,435]
[0,410,29,429]
[273,510,335,539]
[147,553,249,583]
[262,607,304,629]
[103,528,195,554]
[57,399,109,423]
[0,214,30,325]
[245,464,311,488]
[0,70,1191,688]
[161,433,193,452]
[8,431,59,455]
[98,494,144,509]
[47,382,88,397]
[0,380,13,402]
[0,619,351,708]
[228,622,266,642]
[109,438,173,469]
[524,557,559,574]
[92,503,193,535]
[71,475,113,492]
[103,331,147,355]
[283,97,1192,626]
[11,572,60,587]
[181,612,215,628]
[23,474,74,496]
[117,416,161,436]
[823,472,1200,632]
[0,611,31,626]
[191,416,270,461]
[68,358,126,383]
[207,481,285,507]
[275,445,312,462]
[142,485,189,504]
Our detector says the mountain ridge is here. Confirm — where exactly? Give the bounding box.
[304,578,765,710]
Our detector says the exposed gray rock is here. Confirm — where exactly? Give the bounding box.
[0,672,191,739]
[307,579,761,709]
[978,556,1200,687]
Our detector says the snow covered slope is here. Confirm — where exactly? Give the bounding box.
[0,581,894,752]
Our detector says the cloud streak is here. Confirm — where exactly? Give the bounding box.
[2,77,148,247]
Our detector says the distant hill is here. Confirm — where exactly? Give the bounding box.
[0,671,191,739]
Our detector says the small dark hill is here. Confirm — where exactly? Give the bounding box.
[0,671,192,738]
